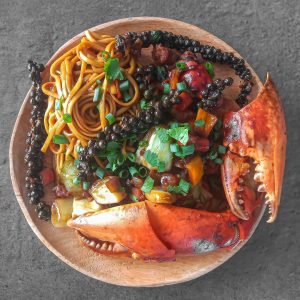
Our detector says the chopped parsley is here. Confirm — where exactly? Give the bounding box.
[156,127,170,143]
[104,57,124,81]
[168,179,190,195]
[141,176,154,193]
[167,127,189,145]
[144,150,159,167]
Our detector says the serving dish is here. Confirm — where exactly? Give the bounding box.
[10,17,278,286]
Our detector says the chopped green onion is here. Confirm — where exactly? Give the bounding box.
[214,158,223,165]
[127,152,136,162]
[179,179,190,194]
[53,134,68,144]
[122,90,131,102]
[217,145,227,154]
[209,151,218,160]
[93,87,102,103]
[157,161,166,173]
[62,113,72,123]
[117,154,126,165]
[170,122,179,129]
[129,166,139,177]
[105,113,116,125]
[141,176,154,193]
[181,144,195,156]
[82,181,90,190]
[75,145,83,153]
[74,159,80,167]
[119,169,129,179]
[102,51,111,62]
[138,166,148,178]
[163,83,170,94]
[130,194,139,202]
[73,177,81,185]
[176,61,187,70]
[96,79,102,85]
[177,81,187,92]
[157,66,167,80]
[168,185,181,194]
[140,99,149,109]
[205,61,214,78]
[195,119,205,127]
[139,140,148,148]
[55,97,63,110]
[170,143,180,153]
[119,80,130,92]
[96,167,105,179]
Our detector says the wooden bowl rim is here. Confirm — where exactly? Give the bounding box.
[9,16,265,287]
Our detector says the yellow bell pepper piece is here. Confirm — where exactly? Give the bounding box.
[187,156,204,186]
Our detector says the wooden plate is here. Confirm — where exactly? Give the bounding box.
[10,17,264,287]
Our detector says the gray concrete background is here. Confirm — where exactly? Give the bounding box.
[0,0,299,299]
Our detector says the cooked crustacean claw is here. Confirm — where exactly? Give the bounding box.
[68,201,239,260]
[222,74,287,223]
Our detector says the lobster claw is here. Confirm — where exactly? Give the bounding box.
[222,74,287,223]
[68,201,239,260]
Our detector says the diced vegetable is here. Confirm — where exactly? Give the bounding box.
[59,159,82,195]
[187,156,204,186]
[170,69,179,90]
[141,176,154,193]
[194,108,218,137]
[51,198,73,228]
[40,168,55,186]
[72,198,102,218]
[89,176,126,204]
[145,188,176,204]
[136,127,173,171]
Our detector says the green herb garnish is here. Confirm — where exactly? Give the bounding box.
[156,127,170,143]
[205,61,214,78]
[168,179,190,195]
[195,119,205,127]
[53,134,68,145]
[217,145,227,154]
[140,99,149,109]
[62,113,72,123]
[144,150,159,167]
[141,176,154,193]
[168,127,189,145]
[105,113,116,125]
[104,57,124,81]
[157,161,166,173]
[176,61,187,70]
[96,167,105,179]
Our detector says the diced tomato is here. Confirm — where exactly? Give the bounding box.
[173,91,193,111]
[40,168,55,186]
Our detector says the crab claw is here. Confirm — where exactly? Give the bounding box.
[221,152,257,220]
[68,201,239,260]
[223,74,286,223]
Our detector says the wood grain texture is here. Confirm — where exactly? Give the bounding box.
[9,17,264,287]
